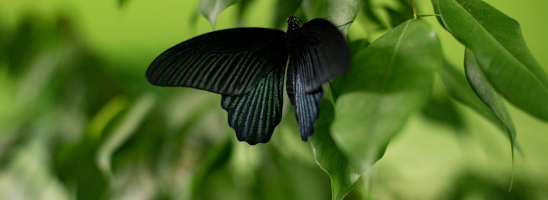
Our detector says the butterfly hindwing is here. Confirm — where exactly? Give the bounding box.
[221,65,286,145]
[294,19,350,93]
[147,28,288,96]
[287,59,323,141]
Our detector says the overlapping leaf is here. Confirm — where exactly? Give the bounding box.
[310,100,386,200]
[438,60,519,153]
[433,0,548,121]
[331,19,441,165]
[465,48,516,186]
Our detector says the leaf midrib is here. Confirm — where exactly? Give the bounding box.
[365,21,410,146]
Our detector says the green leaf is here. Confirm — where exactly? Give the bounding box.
[433,0,548,121]
[199,0,241,30]
[348,39,370,57]
[310,100,386,200]
[331,19,441,165]
[384,0,414,28]
[357,0,387,36]
[302,0,360,35]
[421,93,464,131]
[465,48,516,188]
[438,60,520,149]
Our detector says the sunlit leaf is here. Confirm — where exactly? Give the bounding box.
[331,19,441,165]
[302,0,360,35]
[465,48,516,186]
[310,100,386,200]
[199,0,241,30]
[433,0,548,121]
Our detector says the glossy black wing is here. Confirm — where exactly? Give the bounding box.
[221,64,286,145]
[293,19,350,93]
[146,28,288,96]
[287,58,323,141]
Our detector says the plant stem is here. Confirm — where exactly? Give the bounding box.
[410,0,418,19]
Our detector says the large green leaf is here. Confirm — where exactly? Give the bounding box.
[433,0,548,121]
[465,48,516,186]
[302,0,360,35]
[199,0,241,30]
[310,100,386,200]
[331,19,441,164]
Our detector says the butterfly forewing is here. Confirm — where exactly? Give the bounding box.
[147,28,288,96]
[221,64,286,145]
[293,19,350,93]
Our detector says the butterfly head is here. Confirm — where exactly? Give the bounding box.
[287,16,302,32]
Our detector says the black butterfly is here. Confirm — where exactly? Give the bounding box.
[146,16,350,145]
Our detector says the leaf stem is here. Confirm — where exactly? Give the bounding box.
[410,0,418,19]
[417,14,441,18]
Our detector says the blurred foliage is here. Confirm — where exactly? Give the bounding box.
[1,0,548,200]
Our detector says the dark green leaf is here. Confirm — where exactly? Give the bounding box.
[465,48,516,185]
[421,93,464,131]
[433,0,548,121]
[310,100,386,200]
[384,0,414,28]
[438,60,520,150]
[348,39,370,57]
[199,0,241,30]
[331,19,441,164]
[357,0,387,35]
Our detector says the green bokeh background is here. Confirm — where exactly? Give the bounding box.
[0,0,547,199]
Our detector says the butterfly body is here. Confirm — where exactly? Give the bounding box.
[147,17,350,145]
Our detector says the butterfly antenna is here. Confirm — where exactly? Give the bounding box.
[291,0,304,16]
[328,81,339,100]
